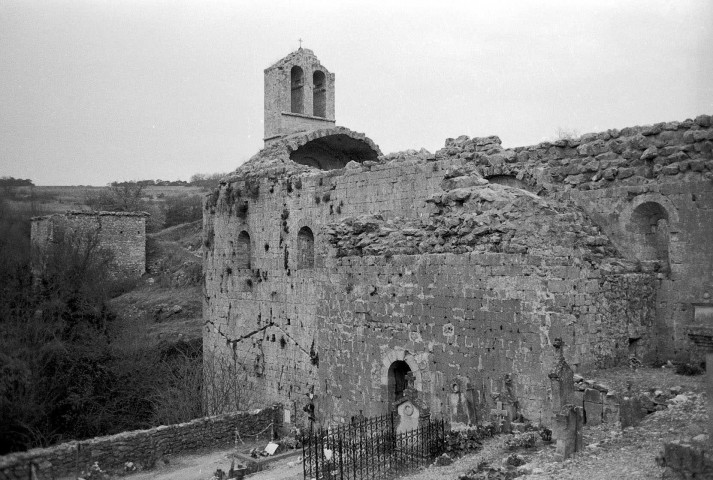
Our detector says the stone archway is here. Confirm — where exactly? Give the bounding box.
[380,349,429,411]
[388,360,411,405]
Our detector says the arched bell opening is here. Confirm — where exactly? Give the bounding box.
[290,66,304,114]
[313,70,327,118]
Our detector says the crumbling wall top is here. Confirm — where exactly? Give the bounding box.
[227,126,381,180]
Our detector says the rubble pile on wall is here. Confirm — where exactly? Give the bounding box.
[327,182,621,260]
[434,115,713,190]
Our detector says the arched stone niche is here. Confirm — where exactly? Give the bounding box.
[236,230,251,269]
[297,226,315,269]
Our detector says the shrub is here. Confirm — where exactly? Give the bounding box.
[675,362,704,376]
[163,194,202,228]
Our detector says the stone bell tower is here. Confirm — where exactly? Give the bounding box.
[263,48,336,145]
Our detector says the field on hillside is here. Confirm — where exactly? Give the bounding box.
[3,185,210,216]
[110,220,204,346]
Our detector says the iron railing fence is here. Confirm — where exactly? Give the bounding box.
[302,413,448,480]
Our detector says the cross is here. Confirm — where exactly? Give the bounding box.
[298,38,303,49]
[490,401,511,433]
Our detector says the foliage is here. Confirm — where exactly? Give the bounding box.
[84,181,202,232]
[0,224,119,452]
[0,205,206,455]
[675,362,704,376]
[202,350,258,415]
[189,172,227,188]
[504,431,538,450]
[163,194,203,228]
[0,176,34,188]
[147,340,203,425]
[85,182,146,212]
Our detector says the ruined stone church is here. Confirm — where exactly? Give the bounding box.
[203,48,713,427]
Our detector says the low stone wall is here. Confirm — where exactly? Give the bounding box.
[0,406,280,480]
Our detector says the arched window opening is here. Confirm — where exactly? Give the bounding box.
[237,230,251,269]
[388,360,412,407]
[290,66,304,114]
[629,202,670,267]
[313,70,326,118]
[297,227,314,269]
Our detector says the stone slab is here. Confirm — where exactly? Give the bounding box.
[584,401,603,425]
[583,388,603,404]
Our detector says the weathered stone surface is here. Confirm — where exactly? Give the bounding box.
[203,49,713,437]
[554,405,584,461]
[603,394,620,424]
[31,211,148,279]
[583,401,603,425]
[584,388,603,404]
[658,440,713,478]
[620,396,645,428]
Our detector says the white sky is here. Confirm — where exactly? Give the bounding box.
[1,0,712,186]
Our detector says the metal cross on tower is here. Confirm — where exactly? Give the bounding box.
[298,38,303,49]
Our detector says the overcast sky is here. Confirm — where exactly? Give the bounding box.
[1,0,712,186]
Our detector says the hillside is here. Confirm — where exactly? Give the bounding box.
[3,184,207,216]
[109,220,204,348]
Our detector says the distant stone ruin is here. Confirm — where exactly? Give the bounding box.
[31,211,148,279]
[203,48,713,430]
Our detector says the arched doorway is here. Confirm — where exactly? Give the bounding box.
[388,360,411,406]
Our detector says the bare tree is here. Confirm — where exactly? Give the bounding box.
[202,349,258,415]
[85,182,146,212]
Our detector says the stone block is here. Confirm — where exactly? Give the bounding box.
[554,405,584,461]
[583,388,602,404]
[584,401,603,425]
[620,396,645,428]
[603,398,620,424]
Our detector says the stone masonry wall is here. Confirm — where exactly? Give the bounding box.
[0,406,279,480]
[432,114,713,360]
[203,155,458,422]
[315,253,655,426]
[31,211,147,279]
[204,114,711,428]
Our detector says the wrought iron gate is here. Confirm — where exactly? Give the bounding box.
[302,413,447,480]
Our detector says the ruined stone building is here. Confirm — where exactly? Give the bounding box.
[203,48,713,427]
[31,211,148,279]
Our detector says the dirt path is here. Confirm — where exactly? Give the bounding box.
[122,449,302,480]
